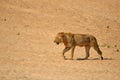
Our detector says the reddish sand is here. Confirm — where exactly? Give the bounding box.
[0,0,120,80]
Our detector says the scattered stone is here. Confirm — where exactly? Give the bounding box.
[107,45,110,48]
[114,45,117,47]
[116,49,119,52]
[4,19,7,21]
[106,26,109,28]
[17,32,20,35]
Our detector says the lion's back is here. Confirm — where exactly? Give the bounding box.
[74,34,96,46]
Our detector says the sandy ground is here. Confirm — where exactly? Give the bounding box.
[0,0,120,80]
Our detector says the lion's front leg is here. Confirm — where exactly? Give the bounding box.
[62,47,71,60]
[70,47,75,60]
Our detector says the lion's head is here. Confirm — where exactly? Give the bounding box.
[54,32,74,47]
[54,32,65,45]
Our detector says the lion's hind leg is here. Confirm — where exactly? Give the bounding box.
[92,44,103,60]
[84,46,91,60]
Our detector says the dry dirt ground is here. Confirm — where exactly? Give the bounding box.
[0,0,120,80]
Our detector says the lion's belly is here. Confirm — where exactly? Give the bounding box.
[76,40,90,46]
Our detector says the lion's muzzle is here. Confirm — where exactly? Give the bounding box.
[54,40,59,45]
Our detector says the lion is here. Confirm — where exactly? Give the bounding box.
[54,32,103,60]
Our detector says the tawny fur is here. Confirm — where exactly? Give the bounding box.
[54,32,103,60]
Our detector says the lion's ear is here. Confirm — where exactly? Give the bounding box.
[59,32,65,37]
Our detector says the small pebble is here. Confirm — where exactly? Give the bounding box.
[17,32,20,35]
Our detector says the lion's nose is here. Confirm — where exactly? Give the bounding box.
[56,42,59,45]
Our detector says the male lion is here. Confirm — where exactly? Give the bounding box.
[54,32,103,60]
